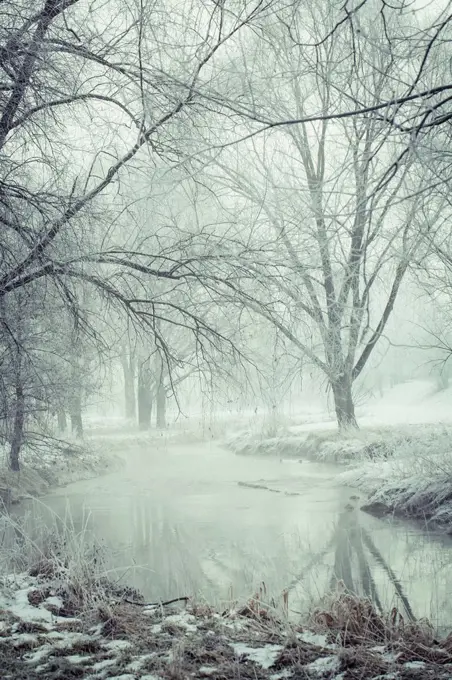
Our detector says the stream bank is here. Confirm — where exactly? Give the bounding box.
[3,435,452,676]
[226,424,452,532]
[0,439,121,507]
[1,567,452,680]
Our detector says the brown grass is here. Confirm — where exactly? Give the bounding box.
[3,568,452,680]
[309,589,452,675]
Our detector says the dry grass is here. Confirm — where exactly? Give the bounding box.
[2,578,452,679]
[0,503,142,626]
[308,588,452,674]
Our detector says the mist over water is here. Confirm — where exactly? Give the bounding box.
[17,429,452,634]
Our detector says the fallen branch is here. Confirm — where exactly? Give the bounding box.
[124,595,190,607]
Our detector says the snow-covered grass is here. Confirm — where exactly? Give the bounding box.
[339,438,452,526]
[223,380,452,459]
[1,563,452,680]
[226,421,452,465]
[0,502,133,620]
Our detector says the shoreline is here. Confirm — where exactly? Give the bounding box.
[0,439,121,508]
[1,568,452,680]
[225,423,452,533]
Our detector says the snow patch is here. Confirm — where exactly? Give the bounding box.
[44,631,67,640]
[4,587,54,623]
[231,642,283,669]
[11,632,38,646]
[298,630,328,647]
[103,639,133,652]
[403,660,426,669]
[92,658,118,671]
[305,655,340,676]
[164,612,198,632]
[125,653,157,671]
[24,645,52,664]
[52,632,96,650]
[45,595,64,609]
[66,654,92,664]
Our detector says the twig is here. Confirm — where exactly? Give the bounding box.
[123,596,190,607]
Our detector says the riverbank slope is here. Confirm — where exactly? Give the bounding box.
[1,567,452,680]
[0,438,121,507]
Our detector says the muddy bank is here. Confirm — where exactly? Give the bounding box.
[1,568,452,680]
[0,440,121,507]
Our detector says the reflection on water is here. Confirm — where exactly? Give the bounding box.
[13,440,452,631]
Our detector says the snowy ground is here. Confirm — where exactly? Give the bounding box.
[1,569,452,680]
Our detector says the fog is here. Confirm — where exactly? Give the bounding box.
[2,0,452,653]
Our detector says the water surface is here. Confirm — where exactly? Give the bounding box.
[18,439,452,630]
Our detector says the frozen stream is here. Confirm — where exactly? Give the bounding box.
[19,439,452,631]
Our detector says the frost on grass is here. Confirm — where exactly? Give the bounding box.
[269,670,293,680]
[339,424,452,526]
[226,420,452,466]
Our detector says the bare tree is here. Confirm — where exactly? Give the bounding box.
[211,0,452,161]
[203,4,433,428]
[0,0,280,466]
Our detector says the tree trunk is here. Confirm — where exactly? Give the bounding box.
[331,375,358,429]
[57,410,67,433]
[121,347,136,419]
[138,357,152,430]
[9,375,24,472]
[69,336,84,438]
[70,393,83,438]
[156,382,166,429]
